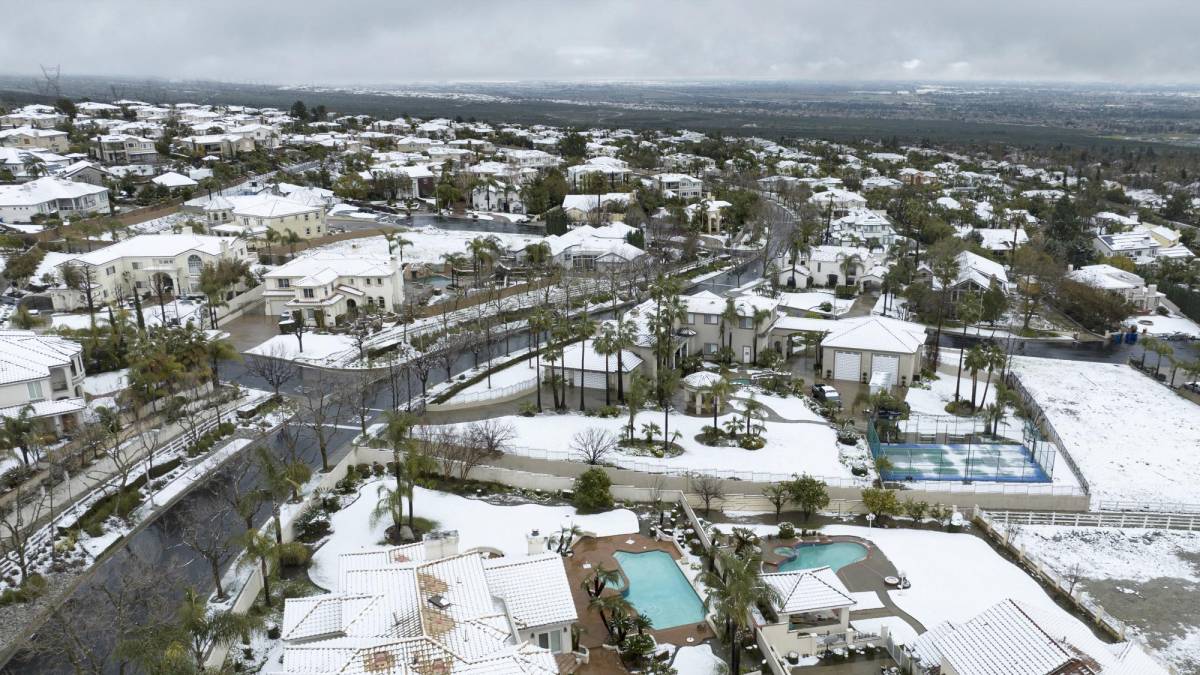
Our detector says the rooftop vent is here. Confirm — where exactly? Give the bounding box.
[427,594,452,610]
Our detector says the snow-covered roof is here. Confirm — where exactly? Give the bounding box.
[72,234,230,267]
[910,599,1167,675]
[276,549,571,675]
[763,566,855,614]
[1066,264,1146,291]
[820,316,927,354]
[539,222,644,261]
[0,330,81,385]
[555,338,643,373]
[560,192,631,213]
[0,397,86,420]
[682,371,724,389]
[151,171,198,188]
[0,177,107,206]
[683,290,780,319]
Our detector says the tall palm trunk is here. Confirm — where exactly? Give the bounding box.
[603,353,610,406]
[579,342,587,412]
[616,350,625,402]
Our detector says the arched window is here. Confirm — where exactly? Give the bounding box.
[188,254,202,275]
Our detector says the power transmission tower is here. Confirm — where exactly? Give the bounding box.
[36,64,62,98]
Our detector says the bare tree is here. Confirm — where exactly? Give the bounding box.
[209,453,264,531]
[465,419,516,457]
[688,472,726,517]
[1063,561,1087,596]
[570,427,617,465]
[416,425,463,480]
[245,345,300,398]
[176,501,239,600]
[409,349,436,397]
[298,370,353,472]
[0,483,47,581]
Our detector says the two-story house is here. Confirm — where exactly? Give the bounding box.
[829,208,901,249]
[179,134,255,158]
[0,126,70,154]
[262,243,405,326]
[90,134,160,165]
[55,234,252,310]
[185,193,327,240]
[651,172,704,200]
[0,330,86,435]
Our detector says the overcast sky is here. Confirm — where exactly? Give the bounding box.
[4,1,1198,85]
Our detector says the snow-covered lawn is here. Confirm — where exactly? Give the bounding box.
[667,643,724,675]
[445,409,860,481]
[246,333,357,364]
[1127,313,1200,338]
[1010,357,1200,506]
[312,229,542,266]
[452,358,538,397]
[904,368,998,417]
[83,368,129,396]
[309,483,638,590]
[1001,525,1200,584]
[778,291,853,317]
[731,389,824,423]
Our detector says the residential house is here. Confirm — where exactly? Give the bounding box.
[809,188,868,218]
[469,180,524,213]
[567,157,631,188]
[0,106,67,129]
[685,196,732,234]
[921,250,1010,304]
[54,234,252,310]
[0,147,71,182]
[794,245,880,289]
[0,126,69,154]
[186,193,327,240]
[273,536,578,674]
[560,193,631,222]
[0,177,110,224]
[90,134,159,165]
[1067,264,1161,312]
[536,222,645,271]
[905,599,1167,675]
[756,566,859,665]
[179,134,255,158]
[151,171,199,191]
[548,336,644,390]
[227,123,279,149]
[502,148,561,170]
[829,209,901,249]
[1093,230,1159,265]
[262,241,404,325]
[0,330,86,435]
[650,173,704,200]
[56,160,114,187]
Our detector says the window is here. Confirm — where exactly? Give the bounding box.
[704,314,718,325]
[739,317,753,329]
[685,313,695,325]
[536,631,562,652]
[305,228,311,236]
[131,262,141,270]
[27,381,44,401]
[187,255,202,275]
[277,279,290,288]
[705,343,718,354]
[105,266,116,276]
[303,288,314,299]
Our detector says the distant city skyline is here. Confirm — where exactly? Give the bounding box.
[4,0,1200,86]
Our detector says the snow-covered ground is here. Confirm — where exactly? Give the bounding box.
[778,291,854,317]
[1010,357,1200,506]
[445,408,861,482]
[1127,313,1200,338]
[313,229,542,266]
[309,483,639,590]
[667,643,724,675]
[50,296,208,331]
[452,358,538,397]
[1002,525,1200,584]
[246,333,358,364]
[82,368,129,396]
[904,368,998,417]
[730,389,824,422]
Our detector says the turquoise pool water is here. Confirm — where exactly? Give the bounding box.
[614,550,706,629]
[776,542,867,572]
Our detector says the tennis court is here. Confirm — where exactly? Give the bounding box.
[868,413,1057,483]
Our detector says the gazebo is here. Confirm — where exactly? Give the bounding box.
[682,370,726,415]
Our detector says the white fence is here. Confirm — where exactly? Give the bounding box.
[436,376,538,408]
[974,509,1180,674]
[985,509,1200,531]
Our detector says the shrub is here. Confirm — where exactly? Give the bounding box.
[861,488,901,520]
[572,468,613,513]
[518,402,538,417]
[738,435,765,450]
[277,542,312,568]
[596,405,620,418]
[777,522,796,539]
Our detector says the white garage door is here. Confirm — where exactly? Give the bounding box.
[871,354,899,387]
[833,351,861,381]
[570,370,608,389]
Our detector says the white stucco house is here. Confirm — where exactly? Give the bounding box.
[262,241,404,326]
[0,330,86,435]
[0,177,110,224]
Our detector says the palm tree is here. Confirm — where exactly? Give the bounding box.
[525,241,552,279]
[594,324,617,406]
[741,395,765,437]
[205,334,240,387]
[613,317,636,403]
[163,587,262,673]
[283,230,302,258]
[576,316,597,411]
[703,551,780,674]
[978,345,1006,411]
[719,298,739,364]
[965,346,988,410]
[625,372,649,441]
[751,308,772,364]
[400,445,437,531]
[442,252,467,287]
[370,481,406,539]
[263,228,280,263]
[588,593,631,639]
[708,376,732,431]
[239,530,281,608]
[580,564,621,598]
[466,235,501,287]
[837,252,862,288]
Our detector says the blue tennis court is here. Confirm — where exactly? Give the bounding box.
[874,442,1051,483]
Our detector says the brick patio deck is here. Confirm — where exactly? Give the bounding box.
[567,534,713,652]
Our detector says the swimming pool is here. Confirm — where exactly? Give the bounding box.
[775,542,867,573]
[614,550,706,629]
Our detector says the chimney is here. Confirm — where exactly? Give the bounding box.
[526,529,549,555]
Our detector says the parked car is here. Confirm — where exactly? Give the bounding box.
[1183,381,1200,394]
[811,384,841,406]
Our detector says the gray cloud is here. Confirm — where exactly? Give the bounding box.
[3,0,1199,84]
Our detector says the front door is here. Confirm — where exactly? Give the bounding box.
[742,345,752,363]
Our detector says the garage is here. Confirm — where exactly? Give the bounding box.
[871,354,899,386]
[833,350,861,381]
[570,370,608,389]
